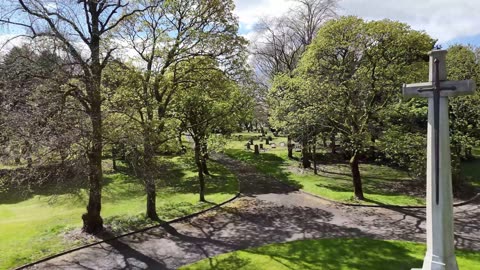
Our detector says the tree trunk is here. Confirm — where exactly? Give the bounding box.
[201,159,209,175]
[287,136,293,159]
[313,137,318,175]
[178,132,183,146]
[143,134,159,220]
[465,147,474,160]
[322,135,327,147]
[82,21,104,234]
[301,139,311,169]
[194,140,206,202]
[112,146,117,171]
[350,152,364,200]
[82,106,104,234]
[330,134,336,154]
[145,179,158,220]
[201,141,209,175]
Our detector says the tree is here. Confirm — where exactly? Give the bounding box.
[114,0,246,219]
[1,0,153,233]
[0,45,87,196]
[171,57,249,201]
[295,16,434,200]
[446,45,480,161]
[252,0,338,158]
[252,0,338,79]
[269,74,323,169]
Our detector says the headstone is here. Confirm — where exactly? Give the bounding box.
[266,139,270,145]
[270,143,276,148]
[260,144,264,149]
[246,142,251,150]
[280,142,286,147]
[249,138,254,145]
[254,145,260,155]
[403,50,475,270]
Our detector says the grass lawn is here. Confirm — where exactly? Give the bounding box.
[181,238,480,270]
[224,134,425,206]
[0,156,238,270]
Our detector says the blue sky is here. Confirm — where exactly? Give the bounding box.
[2,1,480,48]
[233,0,480,47]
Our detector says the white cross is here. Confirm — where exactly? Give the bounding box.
[403,50,475,270]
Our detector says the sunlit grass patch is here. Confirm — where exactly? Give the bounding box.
[181,238,480,270]
[0,156,238,269]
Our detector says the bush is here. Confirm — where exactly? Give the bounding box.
[377,129,426,180]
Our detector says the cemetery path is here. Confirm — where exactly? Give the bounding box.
[29,154,480,270]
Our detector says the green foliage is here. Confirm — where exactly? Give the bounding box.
[295,16,433,155]
[268,16,435,198]
[447,45,480,161]
[172,57,249,137]
[181,238,480,270]
[378,128,427,179]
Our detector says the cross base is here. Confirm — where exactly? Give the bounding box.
[412,253,458,270]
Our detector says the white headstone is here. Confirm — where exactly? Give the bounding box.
[403,50,476,270]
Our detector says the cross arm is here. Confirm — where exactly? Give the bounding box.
[403,80,476,99]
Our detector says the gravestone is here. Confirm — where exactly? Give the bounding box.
[270,143,276,149]
[280,142,286,147]
[260,144,264,149]
[246,142,251,150]
[254,145,260,155]
[403,50,475,270]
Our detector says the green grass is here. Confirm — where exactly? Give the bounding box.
[181,238,480,270]
[225,135,424,206]
[0,156,238,270]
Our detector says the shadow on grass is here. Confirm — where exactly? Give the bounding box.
[221,150,302,194]
[319,167,410,183]
[0,165,88,204]
[186,238,424,270]
[225,148,422,200]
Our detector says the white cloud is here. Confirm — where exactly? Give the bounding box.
[234,0,480,44]
[339,0,480,43]
[234,0,291,31]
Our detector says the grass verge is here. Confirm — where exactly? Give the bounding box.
[225,134,425,206]
[181,238,480,270]
[0,156,238,270]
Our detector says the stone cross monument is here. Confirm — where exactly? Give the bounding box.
[403,50,476,270]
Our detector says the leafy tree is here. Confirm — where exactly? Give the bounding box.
[252,0,338,79]
[446,45,480,161]
[295,16,434,200]
[0,46,87,196]
[171,57,249,201]
[115,0,246,219]
[252,0,338,152]
[1,0,153,233]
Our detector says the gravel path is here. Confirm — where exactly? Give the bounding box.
[29,154,480,270]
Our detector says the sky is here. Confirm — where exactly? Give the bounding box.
[2,0,479,51]
[233,0,480,47]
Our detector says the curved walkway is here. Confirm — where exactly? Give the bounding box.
[29,154,480,270]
